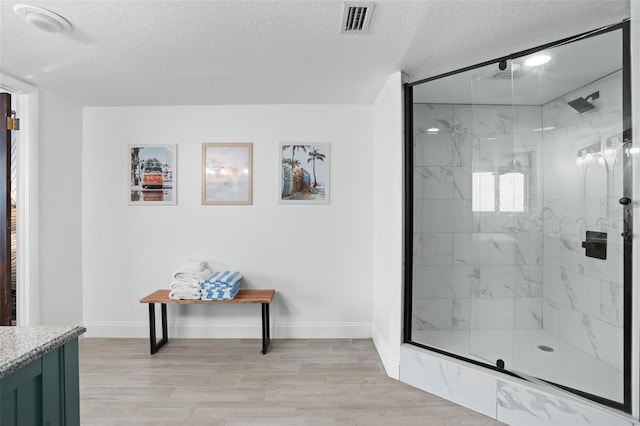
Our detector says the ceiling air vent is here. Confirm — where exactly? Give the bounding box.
[341,3,374,33]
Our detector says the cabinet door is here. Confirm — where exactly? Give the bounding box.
[0,359,43,425]
[0,340,80,426]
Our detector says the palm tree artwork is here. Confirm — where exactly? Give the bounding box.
[307,148,326,187]
[280,142,329,204]
[282,158,300,169]
[290,145,308,169]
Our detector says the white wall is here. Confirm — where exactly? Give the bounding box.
[38,89,84,325]
[82,105,374,338]
[372,71,404,378]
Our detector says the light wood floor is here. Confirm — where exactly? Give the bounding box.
[79,338,504,425]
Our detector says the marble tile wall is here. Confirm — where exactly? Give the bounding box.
[400,345,636,426]
[540,71,625,372]
[413,72,626,376]
[495,379,633,425]
[412,103,543,347]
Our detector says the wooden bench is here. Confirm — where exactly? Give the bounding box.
[139,289,275,355]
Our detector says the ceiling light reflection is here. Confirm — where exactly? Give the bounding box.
[525,54,551,67]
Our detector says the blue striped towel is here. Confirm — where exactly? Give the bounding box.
[202,290,238,298]
[201,282,237,291]
[202,271,243,286]
[201,286,240,301]
[201,281,241,292]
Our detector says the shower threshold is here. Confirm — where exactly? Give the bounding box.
[413,328,622,403]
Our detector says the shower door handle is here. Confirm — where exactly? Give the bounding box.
[619,197,631,205]
[619,198,632,239]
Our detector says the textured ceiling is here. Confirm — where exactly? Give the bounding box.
[0,0,630,106]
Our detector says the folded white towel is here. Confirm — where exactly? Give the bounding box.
[172,268,212,283]
[170,281,200,291]
[169,289,201,300]
[182,259,207,271]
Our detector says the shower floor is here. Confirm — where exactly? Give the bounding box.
[413,328,623,403]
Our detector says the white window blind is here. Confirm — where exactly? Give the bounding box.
[472,172,495,212]
[499,172,525,212]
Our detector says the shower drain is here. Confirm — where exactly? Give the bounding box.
[537,345,554,352]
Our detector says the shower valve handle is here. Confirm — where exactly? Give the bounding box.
[619,197,631,205]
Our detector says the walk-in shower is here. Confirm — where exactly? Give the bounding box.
[404,21,633,412]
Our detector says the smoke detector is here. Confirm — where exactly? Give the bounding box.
[13,4,72,33]
[341,2,374,33]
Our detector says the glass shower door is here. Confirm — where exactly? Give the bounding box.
[508,28,628,405]
[408,20,632,412]
[467,59,521,369]
[466,26,630,406]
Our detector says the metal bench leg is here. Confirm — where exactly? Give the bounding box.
[261,302,271,354]
[149,303,168,354]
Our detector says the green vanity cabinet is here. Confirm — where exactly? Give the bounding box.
[0,326,85,426]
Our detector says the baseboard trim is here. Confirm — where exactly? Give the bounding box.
[82,321,373,339]
[372,323,400,379]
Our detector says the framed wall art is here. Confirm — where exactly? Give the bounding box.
[202,142,253,205]
[128,144,177,205]
[279,142,330,204]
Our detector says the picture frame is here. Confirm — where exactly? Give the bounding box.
[279,142,330,204]
[128,144,177,205]
[202,143,253,205]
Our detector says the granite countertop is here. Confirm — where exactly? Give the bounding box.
[0,325,86,378]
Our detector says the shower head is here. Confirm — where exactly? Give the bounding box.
[568,91,600,113]
[568,98,595,113]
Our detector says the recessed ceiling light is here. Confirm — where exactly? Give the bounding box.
[14,4,72,33]
[524,54,551,67]
[427,127,439,133]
